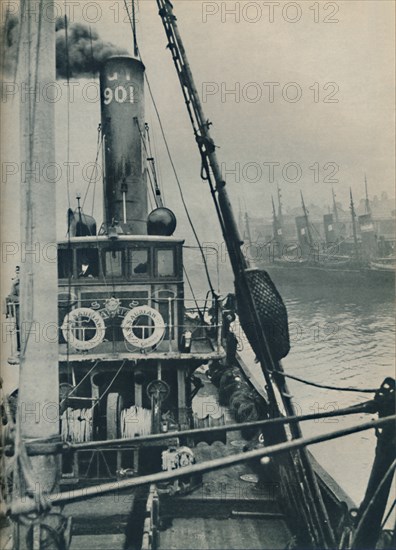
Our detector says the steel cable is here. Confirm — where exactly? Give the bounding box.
[280,372,377,393]
[10,415,396,514]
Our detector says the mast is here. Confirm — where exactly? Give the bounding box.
[300,191,314,247]
[332,187,340,224]
[14,0,65,546]
[155,4,336,546]
[276,185,284,237]
[350,188,360,259]
[244,211,252,246]
[238,198,243,232]
[271,195,277,236]
[364,174,371,214]
[155,1,244,276]
[272,195,283,259]
[277,184,283,222]
[358,177,377,260]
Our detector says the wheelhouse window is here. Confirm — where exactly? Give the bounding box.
[156,249,175,277]
[128,249,149,277]
[104,249,123,278]
[76,248,99,278]
[58,248,73,279]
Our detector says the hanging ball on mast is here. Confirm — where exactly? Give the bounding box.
[147,208,177,236]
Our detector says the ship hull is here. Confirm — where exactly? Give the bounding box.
[259,260,395,291]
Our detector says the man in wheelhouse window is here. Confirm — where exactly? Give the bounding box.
[78,258,94,278]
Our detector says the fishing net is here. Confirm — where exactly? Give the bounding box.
[236,268,290,362]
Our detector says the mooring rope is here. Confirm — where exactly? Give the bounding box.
[280,372,377,393]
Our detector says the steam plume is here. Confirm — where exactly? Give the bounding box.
[1,14,128,78]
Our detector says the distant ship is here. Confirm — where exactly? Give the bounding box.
[1,2,395,549]
[246,185,395,289]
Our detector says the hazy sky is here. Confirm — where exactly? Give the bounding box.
[1,0,395,253]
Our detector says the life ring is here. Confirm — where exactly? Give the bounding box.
[122,306,165,350]
[61,307,105,350]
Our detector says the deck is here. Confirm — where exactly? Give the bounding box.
[66,374,292,549]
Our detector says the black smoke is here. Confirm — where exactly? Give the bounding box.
[1,14,19,76]
[1,14,128,78]
[55,18,128,78]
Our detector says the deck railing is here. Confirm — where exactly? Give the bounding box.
[5,296,224,359]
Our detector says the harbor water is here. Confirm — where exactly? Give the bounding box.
[188,255,394,508]
[279,282,394,506]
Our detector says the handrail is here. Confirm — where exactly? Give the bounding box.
[65,400,374,451]
[5,295,224,356]
[10,415,395,515]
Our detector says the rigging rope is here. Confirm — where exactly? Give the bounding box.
[91,361,126,411]
[143,70,216,296]
[183,266,205,321]
[123,0,138,57]
[134,119,162,208]
[59,361,99,407]
[131,0,139,57]
[321,233,357,259]
[148,102,166,203]
[145,122,164,204]
[122,8,217,296]
[280,372,377,393]
[381,499,396,530]
[82,125,103,212]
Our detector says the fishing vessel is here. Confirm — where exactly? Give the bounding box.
[252,186,395,289]
[1,2,395,549]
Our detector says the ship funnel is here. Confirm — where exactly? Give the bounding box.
[358,213,377,259]
[295,215,311,256]
[100,56,147,234]
[323,213,337,245]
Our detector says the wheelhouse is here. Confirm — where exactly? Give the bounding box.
[57,236,223,361]
[57,236,183,282]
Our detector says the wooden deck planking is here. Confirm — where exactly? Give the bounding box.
[158,517,291,549]
[70,533,125,549]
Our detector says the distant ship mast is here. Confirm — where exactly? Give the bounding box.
[350,188,360,259]
[332,187,340,225]
[277,184,283,224]
[244,210,252,247]
[300,191,314,249]
[364,174,371,215]
[271,195,277,229]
